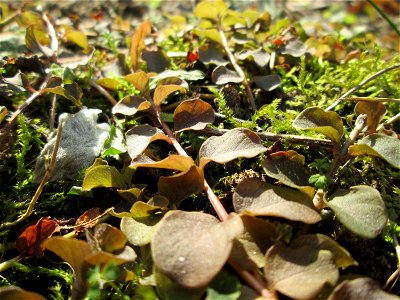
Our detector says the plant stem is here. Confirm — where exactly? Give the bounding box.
[199,127,333,148]
[338,97,400,103]
[367,0,400,36]
[89,79,118,106]
[217,22,257,112]
[326,64,400,111]
[377,112,400,131]
[0,122,63,229]
[0,255,21,273]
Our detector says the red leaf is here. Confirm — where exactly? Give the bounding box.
[16,217,60,258]
[187,50,199,63]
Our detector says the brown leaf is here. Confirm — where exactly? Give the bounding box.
[124,71,150,93]
[130,20,152,71]
[74,207,102,234]
[0,286,45,300]
[173,99,215,132]
[16,217,60,258]
[355,101,387,133]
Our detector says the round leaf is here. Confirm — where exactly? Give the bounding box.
[153,84,186,106]
[293,106,343,145]
[264,244,339,299]
[121,214,163,246]
[211,65,244,85]
[194,0,228,20]
[151,211,242,289]
[199,128,267,169]
[253,74,281,91]
[355,101,387,133]
[173,99,215,132]
[327,185,388,239]
[112,96,150,116]
[82,165,126,191]
[233,178,321,224]
[348,134,400,169]
[94,223,127,253]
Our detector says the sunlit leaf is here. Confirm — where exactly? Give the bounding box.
[192,28,222,44]
[150,70,204,87]
[211,65,244,85]
[0,286,45,300]
[199,128,267,169]
[153,84,186,107]
[84,250,134,268]
[290,234,357,269]
[121,214,163,246]
[348,134,400,169]
[293,106,343,145]
[25,25,52,56]
[43,237,92,300]
[233,178,321,224]
[230,215,279,270]
[16,217,60,258]
[94,223,127,253]
[130,20,152,71]
[16,11,44,29]
[264,243,339,299]
[281,40,307,57]
[327,185,388,239]
[129,199,168,218]
[0,106,7,123]
[253,74,281,91]
[65,30,89,51]
[112,95,150,116]
[124,71,149,92]
[152,211,243,288]
[261,150,315,197]
[95,78,120,90]
[354,101,387,133]
[328,277,398,300]
[125,124,170,160]
[82,165,126,190]
[237,48,270,67]
[194,0,228,20]
[173,99,215,132]
[44,81,83,106]
[132,154,195,171]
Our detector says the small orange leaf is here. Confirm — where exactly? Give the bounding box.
[130,20,152,71]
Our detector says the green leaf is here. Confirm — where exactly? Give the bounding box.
[121,214,163,246]
[327,185,388,239]
[292,106,343,145]
[199,128,267,169]
[206,268,241,300]
[264,243,339,299]
[82,165,126,191]
[194,0,228,20]
[348,134,400,169]
[153,84,186,107]
[44,81,83,106]
[152,211,243,289]
[173,99,215,132]
[328,277,398,300]
[95,78,121,90]
[233,178,321,224]
[192,28,222,44]
[65,30,89,51]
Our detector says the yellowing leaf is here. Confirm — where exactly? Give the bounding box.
[124,71,149,92]
[82,165,126,191]
[192,28,222,44]
[194,0,228,20]
[130,20,152,71]
[355,101,387,133]
[65,30,89,50]
[95,78,121,90]
[153,84,186,107]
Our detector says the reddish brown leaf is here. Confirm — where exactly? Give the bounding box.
[173,99,215,132]
[130,20,152,71]
[354,101,387,133]
[74,208,102,234]
[16,217,60,258]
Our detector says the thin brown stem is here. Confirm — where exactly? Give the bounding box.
[217,22,256,112]
[0,122,63,229]
[89,79,118,106]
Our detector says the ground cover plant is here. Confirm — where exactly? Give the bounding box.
[0,0,399,299]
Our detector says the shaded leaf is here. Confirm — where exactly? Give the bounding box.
[75,207,102,234]
[328,277,398,300]
[16,217,60,258]
[125,124,170,160]
[44,82,83,106]
[0,286,45,300]
[121,214,163,246]
[237,48,270,67]
[94,223,127,253]
[355,101,387,133]
[152,211,243,289]
[199,44,228,65]
[82,165,126,191]
[173,99,215,132]
[112,95,150,116]
[281,40,307,57]
[129,199,167,218]
[261,150,315,197]
[85,250,134,268]
[130,20,152,71]
[43,237,92,300]
[206,268,241,300]
[153,84,186,107]
[25,25,52,56]
[327,185,388,239]
[150,70,204,88]
[264,243,339,299]
[212,65,244,85]
[199,128,267,169]
[230,215,279,270]
[253,74,281,91]
[194,0,228,20]
[124,71,149,92]
[348,134,400,169]
[16,11,44,29]
[233,178,321,224]
[290,234,357,269]
[142,49,170,73]
[293,106,343,145]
